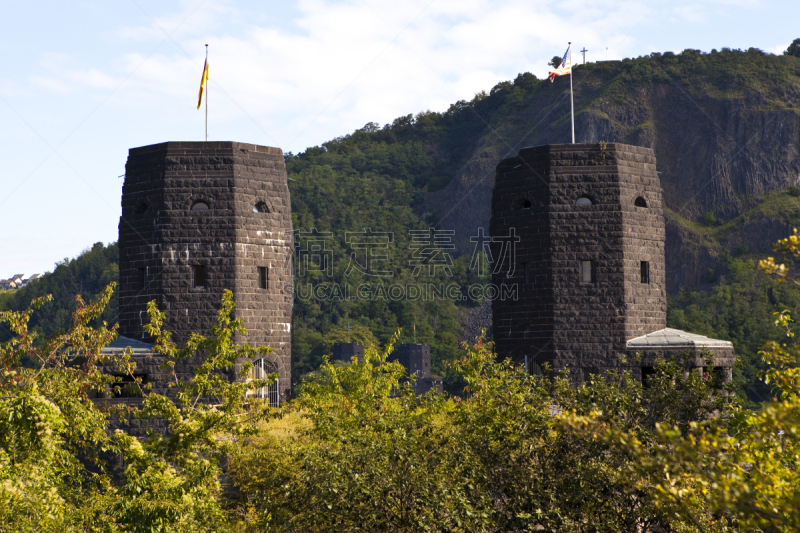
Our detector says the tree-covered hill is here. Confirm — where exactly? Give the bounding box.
[5,46,800,398]
[0,243,118,364]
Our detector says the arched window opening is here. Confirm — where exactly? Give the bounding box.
[249,359,280,407]
[135,201,149,214]
[253,201,269,213]
[635,196,648,208]
[575,197,592,206]
[525,356,543,376]
[191,201,209,211]
[521,199,532,209]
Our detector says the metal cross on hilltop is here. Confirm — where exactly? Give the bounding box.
[580,47,588,64]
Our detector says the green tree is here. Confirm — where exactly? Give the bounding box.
[0,284,276,531]
[231,334,738,532]
[0,287,119,531]
[0,242,119,346]
[785,38,800,58]
[563,231,800,532]
[231,333,491,532]
[319,323,379,356]
[549,55,563,68]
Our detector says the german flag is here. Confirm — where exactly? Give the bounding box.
[197,58,208,109]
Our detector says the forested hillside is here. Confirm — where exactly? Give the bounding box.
[0,243,118,353]
[4,46,800,398]
[284,46,800,399]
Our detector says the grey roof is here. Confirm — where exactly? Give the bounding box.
[627,328,733,349]
[103,335,155,352]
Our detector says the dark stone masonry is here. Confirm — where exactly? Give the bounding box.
[396,343,444,395]
[332,342,364,364]
[114,141,294,400]
[491,143,735,383]
[94,140,735,426]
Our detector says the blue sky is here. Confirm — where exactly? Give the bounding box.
[1,0,798,277]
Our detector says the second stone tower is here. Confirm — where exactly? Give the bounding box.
[491,143,666,375]
[491,143,734,382]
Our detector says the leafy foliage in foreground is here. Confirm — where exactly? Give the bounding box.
[227,232,800,531]
[0,285,275,532]
[229,336,743,532]
[562,233,800,532]
[2,242,799,530]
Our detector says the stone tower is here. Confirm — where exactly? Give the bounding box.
[117,141,293,397]
[396,343,443,395]
[491,143,734,382]
[332,342,364,364]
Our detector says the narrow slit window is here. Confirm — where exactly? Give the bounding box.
[581,260,593,283]
[193,265,206,288]
[138,268,146,289]
[258,266,268,290]
[640,261,650,284]
[522,262,531,285]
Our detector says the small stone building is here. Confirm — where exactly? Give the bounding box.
[490,143,734,383]
[396,343,444,395]
[332,342,365,364]
[114,141,293,400]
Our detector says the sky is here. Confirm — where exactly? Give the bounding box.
[1,0,798,277]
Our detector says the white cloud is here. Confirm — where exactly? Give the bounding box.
[674,4,707,23]
[4,0,800,275]
[27,0,669,152]
[767,42,789,55]
[31,53,122,93]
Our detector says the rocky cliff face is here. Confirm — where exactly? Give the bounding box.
[424,49,800,293]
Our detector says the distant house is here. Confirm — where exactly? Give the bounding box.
[0,273,41,290]
[22,273,41,286]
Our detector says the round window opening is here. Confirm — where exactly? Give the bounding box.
[135,201,149,214]
[635,196,648,208]
[253,201,269,213]
[521,199,532,209]
[191,202,209,211]
[576,197,593,206]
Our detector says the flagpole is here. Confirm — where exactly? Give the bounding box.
[205,44,208,142]
[569,42,575,144]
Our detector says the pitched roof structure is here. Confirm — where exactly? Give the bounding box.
[626,328,733,349]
